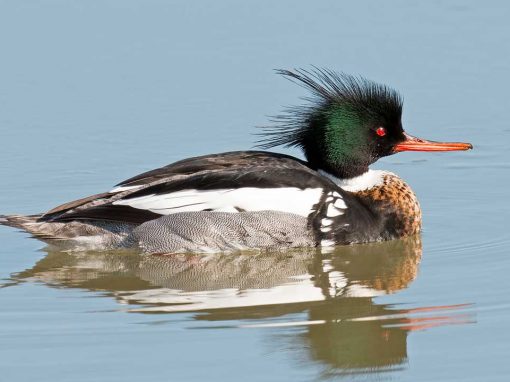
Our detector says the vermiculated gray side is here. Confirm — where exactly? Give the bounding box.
[128,211,315,254]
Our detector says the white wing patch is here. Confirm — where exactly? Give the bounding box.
[321,218,334,226]
[113,187,323,217]
[110,185,144,193]
[318,190,348,247]
[326,204,343,217]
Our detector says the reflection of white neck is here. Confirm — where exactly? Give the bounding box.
[319,169,391,192]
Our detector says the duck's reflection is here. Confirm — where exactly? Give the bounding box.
[15,236,422,304]
[9,236,472,373]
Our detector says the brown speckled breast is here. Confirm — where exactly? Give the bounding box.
[356,174,422,238]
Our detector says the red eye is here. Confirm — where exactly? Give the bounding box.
[376,127,387,137]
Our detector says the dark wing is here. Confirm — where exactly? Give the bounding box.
[44,192,112,216]
[113,151,310,189]
[42,151,341,224]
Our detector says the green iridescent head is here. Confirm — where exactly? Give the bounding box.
[257,68,405,178]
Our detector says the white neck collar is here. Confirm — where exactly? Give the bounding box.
[318,169,390,192]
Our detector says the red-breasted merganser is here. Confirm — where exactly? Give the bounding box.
[0,68,472,253]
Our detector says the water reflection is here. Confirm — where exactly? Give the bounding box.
[7,236,473,374]
[11,237,422,309]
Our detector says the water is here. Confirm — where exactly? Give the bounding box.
[1,1,509,381]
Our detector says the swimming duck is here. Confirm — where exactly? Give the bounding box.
[0,68,472,253]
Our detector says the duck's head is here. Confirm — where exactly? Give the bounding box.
[258,68,472,179]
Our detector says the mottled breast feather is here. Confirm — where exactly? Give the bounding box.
[355,174,422,239]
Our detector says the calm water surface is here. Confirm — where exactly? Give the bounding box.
[1,1,509,381]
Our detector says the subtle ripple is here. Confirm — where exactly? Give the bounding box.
[425,234,510,256]
[0,235,476,376]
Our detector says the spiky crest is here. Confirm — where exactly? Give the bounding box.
[256,68,403,151]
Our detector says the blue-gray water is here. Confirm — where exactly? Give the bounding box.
[1,1,509,381]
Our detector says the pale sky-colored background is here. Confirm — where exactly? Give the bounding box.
[1,1,509,381]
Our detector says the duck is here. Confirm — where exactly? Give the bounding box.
[0,68,472,254]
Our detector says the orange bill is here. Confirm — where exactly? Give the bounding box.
[394,132,473,153]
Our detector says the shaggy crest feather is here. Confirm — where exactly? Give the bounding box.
[256,67,403,150]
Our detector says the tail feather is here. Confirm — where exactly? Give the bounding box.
[0,214,42,230]
[0,213,80,239]
[1,213,134,248]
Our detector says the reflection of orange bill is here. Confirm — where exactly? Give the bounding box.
[405,303,472,313]
[349,302,475,332]
[390,314,475,332]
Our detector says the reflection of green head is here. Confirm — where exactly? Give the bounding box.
[258,68,404,178]
[307,299,408,370]
[299,238,422,370]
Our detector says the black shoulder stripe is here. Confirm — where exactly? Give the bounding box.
[115,151,311,188]
[51,205,161,225]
